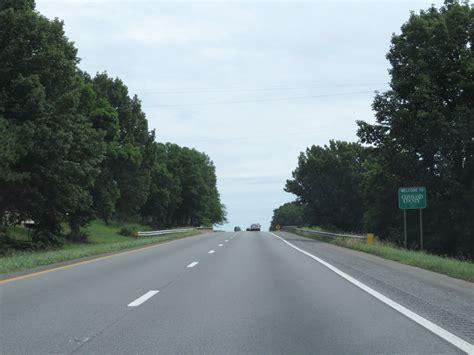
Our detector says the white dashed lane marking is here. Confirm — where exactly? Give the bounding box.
[127,290,160,307]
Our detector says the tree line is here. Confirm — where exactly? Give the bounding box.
[271,1,473,258]
[0,1,226,248]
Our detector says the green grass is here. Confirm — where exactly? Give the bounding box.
[294,230,474,282]
[0,220,203,275]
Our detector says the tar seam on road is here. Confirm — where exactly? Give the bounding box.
[127,290,160,307]
[269,232,474,354]
[71,312,130,354]
[187,262,199,268]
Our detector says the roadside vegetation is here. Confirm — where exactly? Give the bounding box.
[293,229,474,282]
[271,1,473,260]
[0,220,204,275]
[0,1,226,254]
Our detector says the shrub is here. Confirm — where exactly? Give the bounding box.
[119,227,133,236]
[119,225,140,237]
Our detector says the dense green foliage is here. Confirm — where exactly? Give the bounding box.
[0,0,105,244]
[269,202,305,230]
[358,0,473,257]
[89,73,156,221]
[140,143,226,228]
[285,141,369,232]
[274,1,473,258]
[0,1,225,249]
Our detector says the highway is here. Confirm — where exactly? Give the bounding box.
[1,231,472,354]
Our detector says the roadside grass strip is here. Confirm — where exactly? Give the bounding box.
[270,232,474,354]
[0,221,202,276]
[295,231,474,282]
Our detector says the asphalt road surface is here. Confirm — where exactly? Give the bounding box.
[1,231,472,354]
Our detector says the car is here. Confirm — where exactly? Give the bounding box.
[234,226,241,232]
[249,223,261,231]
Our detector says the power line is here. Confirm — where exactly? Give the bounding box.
[136,82,386,95]
[142,90,375,107]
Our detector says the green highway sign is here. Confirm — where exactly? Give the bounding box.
[398,187,427,209]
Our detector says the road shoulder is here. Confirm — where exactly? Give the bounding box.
[275,231,474,344]
[0,230,209,283]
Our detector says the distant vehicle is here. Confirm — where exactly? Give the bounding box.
[249,223,261,231]
[234,226,241,232]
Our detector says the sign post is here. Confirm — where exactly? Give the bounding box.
[398,187,427,249]
[419,209,423,249]
[403,210,407,248]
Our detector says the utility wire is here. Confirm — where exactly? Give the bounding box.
[136,82,385,95]
[142,90,375,107]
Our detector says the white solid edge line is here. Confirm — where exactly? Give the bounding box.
[269,232,474,354]
[208,250,215,254]
[187,261,199,268]
[127,290,160,307]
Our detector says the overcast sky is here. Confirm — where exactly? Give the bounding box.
[38,0,443,231]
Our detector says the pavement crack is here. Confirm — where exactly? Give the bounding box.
[70,312,129,354]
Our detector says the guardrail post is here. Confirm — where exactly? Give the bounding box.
[367,233,374,245]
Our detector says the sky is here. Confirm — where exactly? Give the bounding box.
[37,0,443,231]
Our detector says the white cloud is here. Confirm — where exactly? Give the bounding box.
[123,15,232,45]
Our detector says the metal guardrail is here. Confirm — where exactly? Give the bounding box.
[137,226,213,237]
[137,228,196,237]
[281,226,365,240]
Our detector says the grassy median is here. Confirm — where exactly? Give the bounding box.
[294,230,474,282]
[0,221,203,275]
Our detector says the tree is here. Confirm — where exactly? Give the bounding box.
[91,73,155,220]
[0,1,227,246]
[357,0,473,256]
[0,1,105,243]
[140,143,227,228]
[140,143,182,228]
[77,72,121,224]
[285,141,369,231]
[270,202,305,230]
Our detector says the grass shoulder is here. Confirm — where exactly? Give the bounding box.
[293,230,474,282]
[0,220,204,275]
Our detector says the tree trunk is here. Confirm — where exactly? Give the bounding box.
[69,216,83,242]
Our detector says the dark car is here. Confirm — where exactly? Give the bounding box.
[249,223,261,231]
[234,226,241,232]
